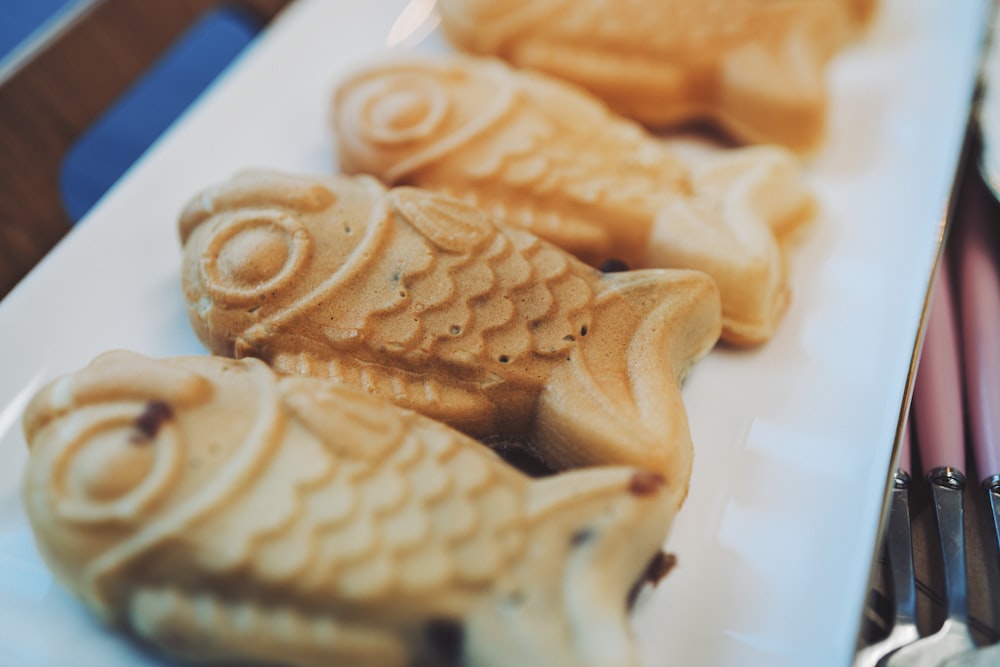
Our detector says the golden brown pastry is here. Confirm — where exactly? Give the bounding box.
[179,170,721,502]
[435,0,876,149]
[22,350,677,667]
[332,55,813,344]
[841,0,879,24]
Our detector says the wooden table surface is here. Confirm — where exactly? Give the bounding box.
[0,0,293,301]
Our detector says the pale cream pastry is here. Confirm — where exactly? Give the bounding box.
[179,170,722,503]
[435,0,877,149]
[332,55,814,344]
[22,350,678,667]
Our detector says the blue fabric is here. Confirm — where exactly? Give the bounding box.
[1,1,259,223]
[0,0,80,64]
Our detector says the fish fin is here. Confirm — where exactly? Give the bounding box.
[389,187,495,254]
[269,350,498,435]
[129,586,408,667]
[524,465,669,521]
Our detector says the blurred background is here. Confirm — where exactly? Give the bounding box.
[1,0,261,222]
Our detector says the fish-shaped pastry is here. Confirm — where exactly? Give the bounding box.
[332,55,814,344]
[22,351,678,667]
[435,0,876,149]
[179,170,721,504]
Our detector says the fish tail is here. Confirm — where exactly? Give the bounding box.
[466,466,674,667]
[646,146,811,344]
[532,268,720,506]
[609,268,721,381]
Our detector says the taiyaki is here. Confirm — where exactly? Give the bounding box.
[332,55,814,344]
[22,351,678,667]
[435,0,876,149]
[179,170,721,503]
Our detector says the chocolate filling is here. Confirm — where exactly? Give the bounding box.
[599,258,630,273]
[132,401,173,443]
[627,551,678,609]
[627,470,665,497]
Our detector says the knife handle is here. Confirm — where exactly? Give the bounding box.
[913,257,966,473]
[957,173,1000,481]
[929,467,970,625]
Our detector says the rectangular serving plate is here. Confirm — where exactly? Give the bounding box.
[0,0,989,665]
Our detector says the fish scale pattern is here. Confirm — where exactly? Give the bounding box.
[179,170,722,479]
[190,379,527,605]
[333,57,814,343]
[22,352,680,667]
[414,79,690,263]
[279,189,595,381]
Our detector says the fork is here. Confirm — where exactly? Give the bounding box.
[852,421,919,667]
[884,257,977,667]
[939,154,1000,667]
[960,152,1000,594]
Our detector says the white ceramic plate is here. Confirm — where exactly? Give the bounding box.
[0,1,989,665]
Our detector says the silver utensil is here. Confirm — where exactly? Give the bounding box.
[939,143,1000,667]
[885,259,976,667]
[939,8,1000,665]
[942,647,1000,667]
[934,9,1000,666]
[853,422,919,667]
[960,146,1000,599]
